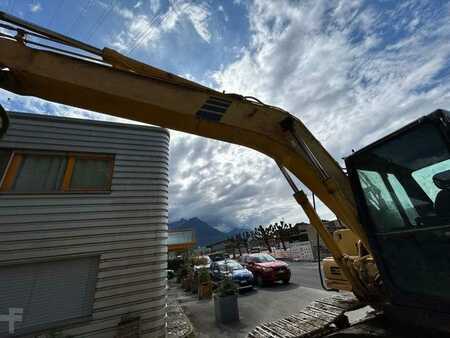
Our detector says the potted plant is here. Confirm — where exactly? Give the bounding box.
[214,277,239,324]
[177,263,186,283]
[198,268,212,300]
[191,269,198,294]
[184,268,193,292]
[179,262,192,291]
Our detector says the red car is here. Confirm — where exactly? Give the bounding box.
[240,253,291,286]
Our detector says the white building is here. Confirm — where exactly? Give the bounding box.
[0,112,169,337]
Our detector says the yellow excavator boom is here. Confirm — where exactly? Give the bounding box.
[0,12,372,298]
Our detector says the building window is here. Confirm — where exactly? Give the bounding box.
[0,256,99,336]
[0,150,113,193]
[70,156,113,191]
[12,154,67,192]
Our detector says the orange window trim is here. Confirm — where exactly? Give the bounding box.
[0,150,114,194]
[62,156,75,192]
[0,153,23,192]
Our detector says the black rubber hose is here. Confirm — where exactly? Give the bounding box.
[0,104,9,138]
[313,193,335,292]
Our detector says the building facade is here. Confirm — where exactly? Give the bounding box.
[167,229,196,259]
[0,112,169,337]
[295,220,345,260]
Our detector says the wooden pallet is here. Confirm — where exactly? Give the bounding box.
[248,293,364,338]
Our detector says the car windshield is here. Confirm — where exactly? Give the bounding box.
[218,261,243,271]
[253,254,276,263]
[209,254,225,262]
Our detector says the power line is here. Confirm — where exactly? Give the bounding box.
[129,1,187,55]
[85,0,115,42]
[127,8,163,54]
[128,13,164,54]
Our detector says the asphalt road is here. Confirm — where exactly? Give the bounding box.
[290,260,324,289]
[180,261,336,338]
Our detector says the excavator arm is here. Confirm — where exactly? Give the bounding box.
[0,12,374,299]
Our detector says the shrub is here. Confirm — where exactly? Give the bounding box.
[216,277,238,297]
[198,267,211,284]
[176,261,191,281]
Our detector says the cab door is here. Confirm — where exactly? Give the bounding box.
[346,111,450,313]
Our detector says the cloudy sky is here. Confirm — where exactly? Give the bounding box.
[1,0,450,231]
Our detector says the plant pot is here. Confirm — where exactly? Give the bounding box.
[191,277,198,294]
[182,276,192,291]
[214,293,239,324]
[198,282,212,300]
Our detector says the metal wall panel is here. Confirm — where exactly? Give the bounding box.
[0,112,169,338]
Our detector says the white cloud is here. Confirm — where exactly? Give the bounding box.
[173,0,450,227]
[218,4,228,22]
[114,6,134,19]
[29,2,42,13]
[0,90,135,125]
[110,0,211,52]
[182,2,211,42]
[213,0,450,156]
[149,0,160,13]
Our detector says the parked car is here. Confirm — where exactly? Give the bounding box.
[210,260,254,290]
[241,253,291,286]
[209,252,227,262]
[238,254,249,264]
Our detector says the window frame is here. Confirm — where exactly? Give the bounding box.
[0,149,114,194]
[65,153,115,192]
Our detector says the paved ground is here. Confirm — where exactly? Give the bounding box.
[180,261,337,338]
[289,261,324,289]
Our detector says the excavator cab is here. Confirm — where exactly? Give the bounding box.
[346,109,450,328]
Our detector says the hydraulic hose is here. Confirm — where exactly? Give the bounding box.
[313,193,336,292]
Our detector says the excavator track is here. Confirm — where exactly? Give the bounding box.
[248,293,364,338]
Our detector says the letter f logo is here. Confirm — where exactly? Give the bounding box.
[0,308,23,334]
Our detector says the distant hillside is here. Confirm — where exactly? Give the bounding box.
[168,217,227,247]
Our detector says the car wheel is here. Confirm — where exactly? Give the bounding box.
[282,278,290,284]
[256,275,264,287]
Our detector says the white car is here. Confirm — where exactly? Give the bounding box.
[192,255,212,272]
